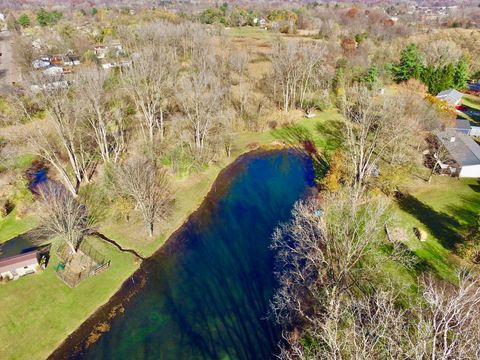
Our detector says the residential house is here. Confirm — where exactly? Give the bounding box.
[0,250,39,281]
[32,57,51,69]
[436,89,464,107]
[43,66,63,77]
[94,41,123,60]
[436,129,480,178]
[450,119,480,137]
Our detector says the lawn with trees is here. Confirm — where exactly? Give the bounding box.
[0,3,479,359]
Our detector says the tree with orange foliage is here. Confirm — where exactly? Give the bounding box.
[341,37,357,57]
[322,151,347,192]
[346,7,358,19]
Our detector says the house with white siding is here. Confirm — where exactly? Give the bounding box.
[0,251,39,281]
[436,129,480,178]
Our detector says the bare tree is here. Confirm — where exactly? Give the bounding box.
[230,50,250,116]
[176,65,226,152]
[414,272,480,359]
[37,182,93,254]
[272,192,480,360]
[122,45,177,146]
[421,40,462,68]
[271,191,389,328]
[115,156,172,237]
[270,39,327,112]
[340,85,417,196]
[17,82,96,196]
[75,68,126,163]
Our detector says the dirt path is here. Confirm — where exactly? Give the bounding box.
[0,30,19,93]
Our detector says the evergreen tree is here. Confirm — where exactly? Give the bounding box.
[391,43,423,82]
[361,64,379,89]
[454,57,469,89]
[18,14,30,28]
[36,8,62,26]
[422,63,455,95]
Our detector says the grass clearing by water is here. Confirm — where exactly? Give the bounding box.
[0,107,477,358]
[0,236,138,360]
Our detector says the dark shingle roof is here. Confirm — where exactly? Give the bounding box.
[455,119,472,130]
[436,129,480,166]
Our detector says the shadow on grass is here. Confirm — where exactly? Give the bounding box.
[381,242,435,276]
[445,194,480,226]
[468,183,480,193]
[314,119,344,151]
[396,193,463,250]
[272,124,329,180]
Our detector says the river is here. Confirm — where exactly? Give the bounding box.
[54,149,315,360]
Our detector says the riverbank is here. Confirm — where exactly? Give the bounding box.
[0,110,342,360]
[50,148,316,359]
[47,148,283,359]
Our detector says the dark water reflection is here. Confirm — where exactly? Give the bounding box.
[84,150,315,360]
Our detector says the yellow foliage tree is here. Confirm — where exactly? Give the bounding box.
[322,151,347,192]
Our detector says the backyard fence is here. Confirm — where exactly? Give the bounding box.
[56,241,110,288]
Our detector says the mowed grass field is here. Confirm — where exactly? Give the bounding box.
[393,176,480,282]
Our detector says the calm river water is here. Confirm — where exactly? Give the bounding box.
[81,150,315,360]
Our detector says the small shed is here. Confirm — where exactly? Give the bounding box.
[436,89,464,107]
[0,251,39,281]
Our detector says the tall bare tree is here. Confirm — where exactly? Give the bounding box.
[340,85,419,197]
[271,191,389,327]
[37,182,93,254]
[17,82,95,196]
[270,39,327,112]
[75,68,126,163]
[122,45,177,146]
[177,65,226,151]
[415,272,480,359]
[115,156,172,237]
[272,193,480,360]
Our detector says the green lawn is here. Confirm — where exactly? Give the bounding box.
[393,177,479,282]
[0,236,138,360]
[0,210,37,244]
[462,94,480,111]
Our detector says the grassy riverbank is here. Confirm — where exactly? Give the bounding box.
[0,110,339,360]
[0,108,477,359]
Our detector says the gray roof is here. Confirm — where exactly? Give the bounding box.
[436,89,464,106]
[455,119,472,130]
[436,129,480,166]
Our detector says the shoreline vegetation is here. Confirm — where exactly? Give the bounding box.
[48,147,294,359]
[0,110,336,360]
[1,6,480,358]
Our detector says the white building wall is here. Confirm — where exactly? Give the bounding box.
[470,126,480,136]
[460,164,480,178]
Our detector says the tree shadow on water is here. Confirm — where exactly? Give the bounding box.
[396,193,463,250]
